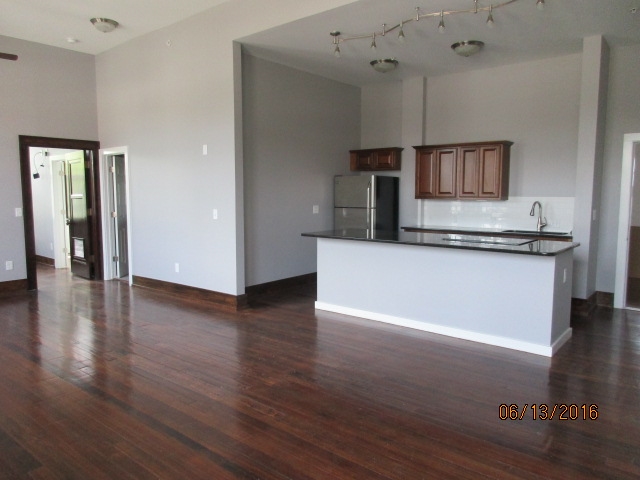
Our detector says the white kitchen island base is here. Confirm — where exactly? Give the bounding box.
[313,236,574,357]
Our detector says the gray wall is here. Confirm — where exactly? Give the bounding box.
[242,54,360,286]
[0,35,97,282]
[94,0,357,296]
[425,53,581,197]
[360,46,640,295]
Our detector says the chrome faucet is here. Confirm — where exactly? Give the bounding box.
[530,201,547,232]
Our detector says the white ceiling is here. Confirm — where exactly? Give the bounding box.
[0,0,231,55]
[1,0,639,86]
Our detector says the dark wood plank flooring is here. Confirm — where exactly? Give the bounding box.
[0,266,638,479]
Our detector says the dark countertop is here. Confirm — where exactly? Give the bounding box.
[402,225,573,241]
[302,229,580,256]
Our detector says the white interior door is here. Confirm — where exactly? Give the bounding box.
[51,158,70,269]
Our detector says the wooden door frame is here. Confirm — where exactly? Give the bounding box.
[19,135,103,290]
[614,133,640,308]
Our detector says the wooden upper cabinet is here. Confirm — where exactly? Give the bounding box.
[458,147,479,198]
[414,141,512,200]
[350,147,403,171]
[415,148,436,197]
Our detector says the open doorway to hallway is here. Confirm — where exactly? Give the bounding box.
[19,136,102,291]
[101,150,131,282]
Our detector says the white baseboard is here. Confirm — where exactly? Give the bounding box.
[315,301,572,357]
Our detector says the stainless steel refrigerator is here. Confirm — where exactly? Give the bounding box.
[334,175,399,232]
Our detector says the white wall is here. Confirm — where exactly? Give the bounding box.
[597,44,640,292]
[242,54,360,286]
[361,83,402,149]
[30,147,54,259]
[425,54,582,197]
[0,35,98,283]
[95,0,358,295]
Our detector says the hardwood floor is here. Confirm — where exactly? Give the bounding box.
[0,266,638,479]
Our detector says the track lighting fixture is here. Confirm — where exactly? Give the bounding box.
[438,10,446,33]
[486,5,495,28]
[329,0,547,62]
[398,21,405,43]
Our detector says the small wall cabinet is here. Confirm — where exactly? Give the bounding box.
[350,147,403,171]
[414,141,512,200]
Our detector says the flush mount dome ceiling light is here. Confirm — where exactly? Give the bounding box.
[451,40,485,56]
[370,58,399,73]
[90,17,119,33]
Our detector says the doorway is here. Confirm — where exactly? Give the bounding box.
[103,151,131,281]
[614,133,640,309]
[19,136,102,290]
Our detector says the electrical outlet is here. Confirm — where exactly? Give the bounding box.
[15,208,22,217]
[5,261,13,271]
[213,209,218,220]
[313,205,319,214]
[175,263,179,273]
[203,144,208,155]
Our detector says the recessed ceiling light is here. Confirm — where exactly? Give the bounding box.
[451,40,484,57]
[90,17,119,33]
[370,58,399,73]
[66,37,79,44]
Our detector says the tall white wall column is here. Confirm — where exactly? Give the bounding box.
[400,77,426,227]
[573,35,610,299]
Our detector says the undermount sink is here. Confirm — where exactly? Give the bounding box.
[501,229,570,236]
[442,235,535,246]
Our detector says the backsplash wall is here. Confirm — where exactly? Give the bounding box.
[418,197,575,233]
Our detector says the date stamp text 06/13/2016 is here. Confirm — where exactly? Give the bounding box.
[499,404,599,421]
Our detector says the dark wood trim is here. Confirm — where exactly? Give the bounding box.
[596,291,614,308]
[246,273,317,297]
[35,255,55,266]
[132,275,248,311]
[0,279,29,297]
[19,135,102,291]
[571,292,597,318]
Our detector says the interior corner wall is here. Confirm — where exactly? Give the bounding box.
[361,83,403,149]
[597,43,640,293]
[0,35,98,283]
[573,36,609,300]
[95,0,359,296]
[242,54,360,286]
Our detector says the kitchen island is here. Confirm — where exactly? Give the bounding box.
[302,229,580,357]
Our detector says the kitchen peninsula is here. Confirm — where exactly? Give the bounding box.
[302,229,580,357]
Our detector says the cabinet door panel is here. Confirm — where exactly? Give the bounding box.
[355,152,373,170]
[436,149,457,197]
[415,149,436,198]
[458,147,479,197]
[374,150,395,170]
[479,146,502,198]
